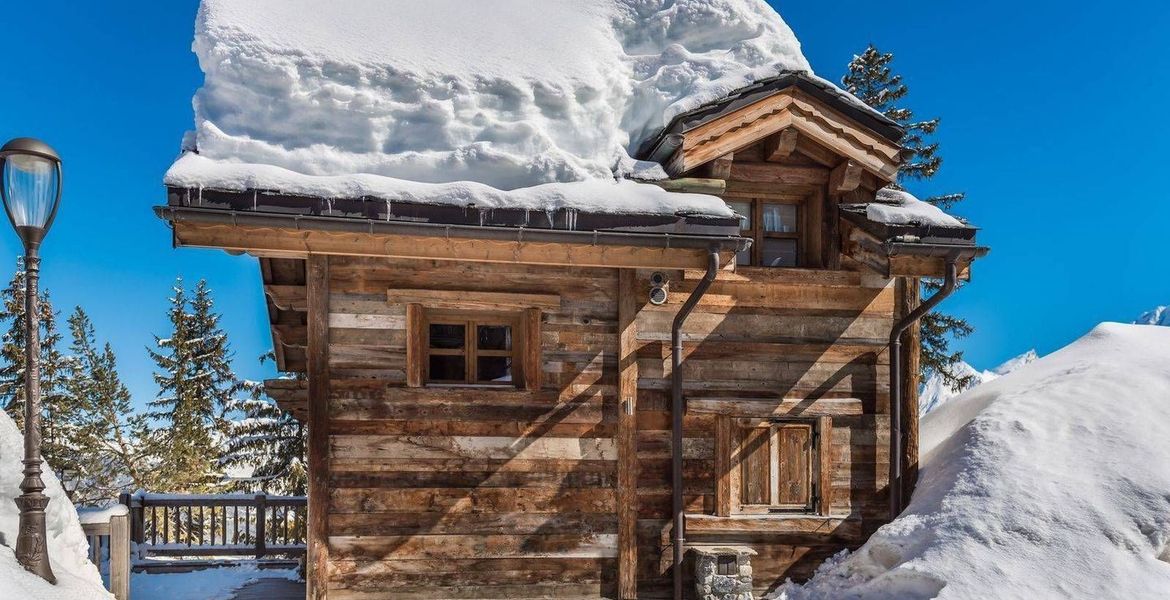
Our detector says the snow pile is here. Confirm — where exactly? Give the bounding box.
[168,0,815,215]
[868,188,965,228]
[0,411,111,600]
[918,350,1038,415]
[1135,306,1170,326]
[776,323,1170,599]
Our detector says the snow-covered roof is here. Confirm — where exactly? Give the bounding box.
[167,0,820,216]
[868,187,966,228]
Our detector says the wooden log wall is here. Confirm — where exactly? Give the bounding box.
[631,266,896,598]
[322,256,621,599]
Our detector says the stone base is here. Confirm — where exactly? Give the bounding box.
[693,546,756,600]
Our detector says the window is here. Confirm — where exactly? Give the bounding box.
[717,416,832,516]
[407,306,541,389]
[727,199,804,268]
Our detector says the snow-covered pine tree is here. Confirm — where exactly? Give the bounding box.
[147,278,226,492]
[0,260,81,472]
[222,353,306,495]
[66,307,154,503]
[843,44,974,389]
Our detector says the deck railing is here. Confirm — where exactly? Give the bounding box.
[123,492,307,561]
[79,504,131,600]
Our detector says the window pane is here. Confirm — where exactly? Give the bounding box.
[736,247,752,267]
[727,201,752,231]
[762,238,798,268]
[740,427,772,505]
[477,325,512,351]
[763,204,798,233]
[428,355,465,382]
[477,357,513,383]
[429,323,465,349]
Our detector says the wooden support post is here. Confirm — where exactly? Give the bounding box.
[714,415,732,517]
[764,128,799,161]
[255,494,267,559]
[829,159,863,193]
[901,278,922,503]
[616,269,639,599]
[108,512,130,600]
[709,153,734,180]
[306,255,331,600]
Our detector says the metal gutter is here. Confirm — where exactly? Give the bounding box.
[154,206,752,254]
[671,248,720,600]
[887,252,962,519]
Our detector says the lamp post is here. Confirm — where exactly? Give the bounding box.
[56,468,80,502]
[1,137,62,584]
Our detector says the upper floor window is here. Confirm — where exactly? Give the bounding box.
[406,305,543,390]
[718,416,833,517]
[727,199,802,268]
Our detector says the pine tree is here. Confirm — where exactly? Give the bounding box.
[0,260,80,473]
[222,353,306,495]
[843,45,975,388]
[66,307,154,504]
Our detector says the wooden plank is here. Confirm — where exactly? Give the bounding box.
[329,512,617,536]
[387,289,561,311]
[728,163,828,186]
[818,416,833,516]
[651,177,727,196]
[265,284,308,311]
[685,397,863,417]
[616,268,639,599]
[330,534,619,560]
[900,277,921,504]
[776,424,812,506]
[109,513,130,600]
[684,514,860,539]
[329,487,616,514]
[173,222,721,270]
[740,426,771,505]
[405,303,424,387]
[524,307,543,391]
[714,415,732,517]
[330,434,617,461]
[306,254,330,600]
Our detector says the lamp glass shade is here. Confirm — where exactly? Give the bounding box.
[2,153,59,230]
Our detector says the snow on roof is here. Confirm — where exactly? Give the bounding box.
[168,0,814,216]
[867,187,966,228]
[780,323,1170,599]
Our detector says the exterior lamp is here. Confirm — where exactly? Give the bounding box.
[0,137,62,584]
[57,468,80,501]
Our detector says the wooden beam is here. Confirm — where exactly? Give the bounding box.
[305,255,330,600]
[764,128,799,161]
[817,416,833,516]
[265,284,307,311]
[708,153,734,180]
[616,269,639,599]
[900,278,922,505]
[829,160,863,193]
[728,163,829,186]
[523,307,543,392]
[405,303,425,388]
[387,289,561,311]
[714,415,732,518]
[173,222,725,270]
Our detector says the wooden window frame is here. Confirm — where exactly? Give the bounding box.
[407,305,542,390]
[716,415,833,517]
[728,198,808,268]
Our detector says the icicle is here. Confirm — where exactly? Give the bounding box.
[523,209,530,227]
[385,199,392,221]
[252,190,258,210]
[197,186,203,205]
[545,210,555,229]
[566,208,578,231]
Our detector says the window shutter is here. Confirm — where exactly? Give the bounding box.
[817,416,833,515]
[775,424,812,507]
[740,425,772,506]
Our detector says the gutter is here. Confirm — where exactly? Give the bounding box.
[886,244,983,519]
[154,206,751,255]
[672,248,720,600]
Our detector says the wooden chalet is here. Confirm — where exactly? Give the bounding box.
[157,71,986,599]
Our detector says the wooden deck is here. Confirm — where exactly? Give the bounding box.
[230,578,305,600]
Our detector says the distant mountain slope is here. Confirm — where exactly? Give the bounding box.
[776,323,1170,599]
[919,350,1038,416]
[1135,306,1170,326]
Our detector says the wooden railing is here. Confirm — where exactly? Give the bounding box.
[123,492,307,561]
[79,505,131,600]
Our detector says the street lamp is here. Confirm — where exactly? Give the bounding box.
[56,468,80,502]
[1,137,62,584]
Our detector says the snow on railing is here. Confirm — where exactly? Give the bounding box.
[78,503,131,600]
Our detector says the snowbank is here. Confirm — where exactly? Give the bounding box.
[0,411,111,600]
[777,323,1170,599]
[868,188,965,228]
[918,350,1038,416]
[170,0,817,214]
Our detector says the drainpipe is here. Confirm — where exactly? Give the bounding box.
[672,247,720,600]
[888,253,960,519]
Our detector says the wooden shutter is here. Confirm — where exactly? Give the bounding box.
[724,417,829,515]
[740,425,772,506]
[775,423,812,508]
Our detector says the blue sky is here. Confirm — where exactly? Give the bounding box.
[0,1,1167,408]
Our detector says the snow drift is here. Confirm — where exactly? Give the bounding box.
[918,349,1038,416]
[777,323,1170,599]
[0,411,111,600]
[168,0,819,215]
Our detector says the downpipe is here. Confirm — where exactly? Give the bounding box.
[672,248,720,600]
[888,255,960,519]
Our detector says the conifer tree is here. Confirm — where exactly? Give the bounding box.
[66,307,154,503]
[148,279,222,491]
[222,353,306,495]
[0,260,79,472]
[843,45,974,388]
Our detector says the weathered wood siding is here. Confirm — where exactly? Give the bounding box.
[324,256,621,599]
[632,266,895,598]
